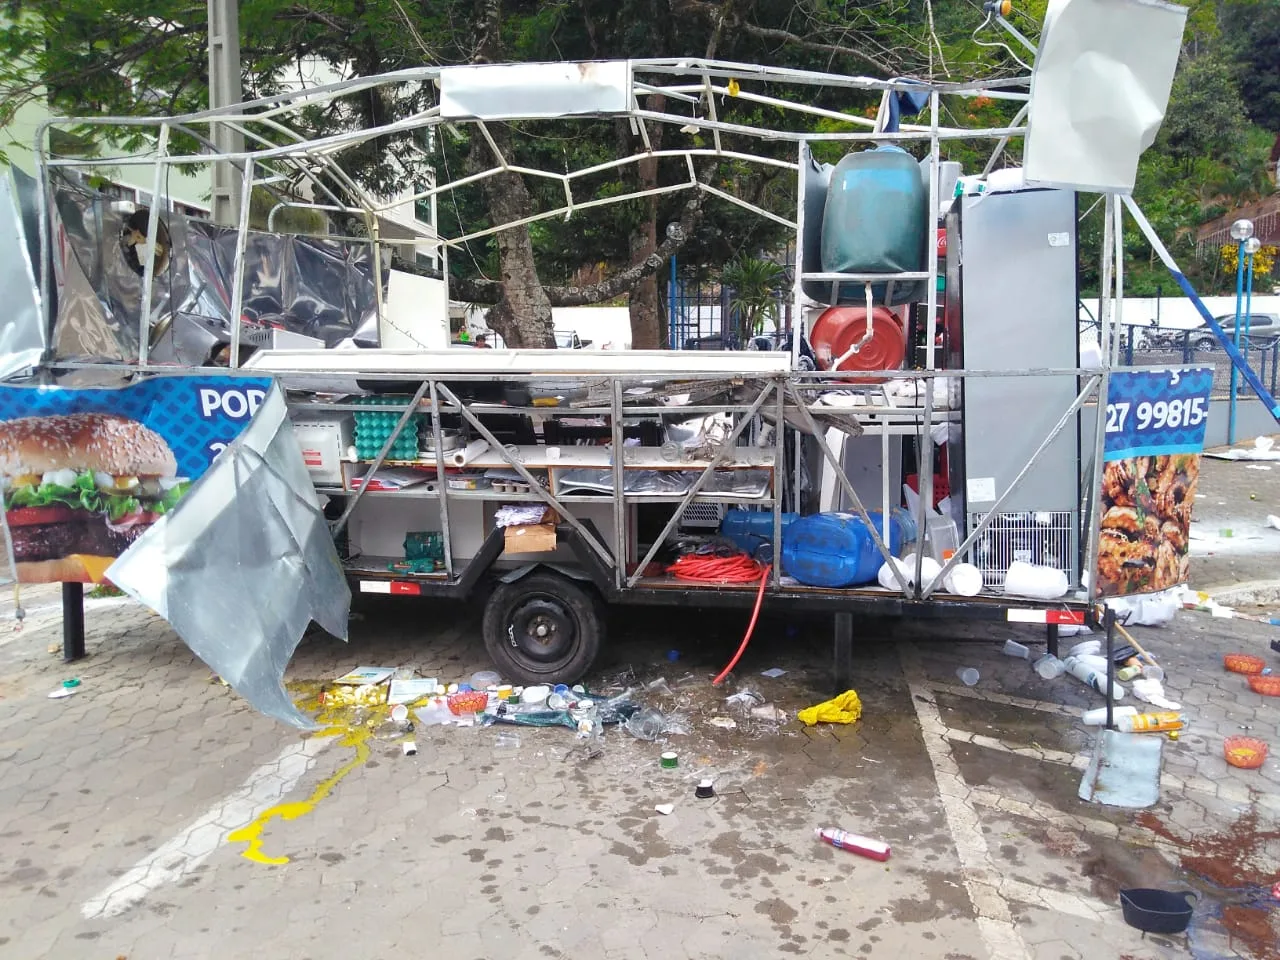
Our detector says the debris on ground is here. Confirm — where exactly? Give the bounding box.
[797,689,862,726]
[815,826,892,861]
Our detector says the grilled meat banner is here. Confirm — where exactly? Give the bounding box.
[1096,367,1213,597]
[0,375,273,583]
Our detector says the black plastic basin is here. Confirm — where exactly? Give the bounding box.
[1119,888,1196,935]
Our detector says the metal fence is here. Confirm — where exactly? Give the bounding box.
[1122,329,1280,399]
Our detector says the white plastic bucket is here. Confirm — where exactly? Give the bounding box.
[1003,560,1068,600]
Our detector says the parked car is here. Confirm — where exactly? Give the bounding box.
[1193,313,1280,351]
[555,329,591,349]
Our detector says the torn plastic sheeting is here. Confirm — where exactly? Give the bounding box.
[108,384,349,730]
[1024,0,1186,193]
[0,174,46,382]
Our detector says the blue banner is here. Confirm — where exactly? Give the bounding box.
[0,375,274,582]
[1102,367,1214,462]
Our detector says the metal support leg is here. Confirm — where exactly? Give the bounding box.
[1046,623,1059,659]
[833,612,852,694]
[62,582,85,662]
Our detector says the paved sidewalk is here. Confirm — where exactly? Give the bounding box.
[0,590,1276,959]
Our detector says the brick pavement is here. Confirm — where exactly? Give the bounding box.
[0,591,1275,959]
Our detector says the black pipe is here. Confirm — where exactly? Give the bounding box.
[62,582,85,663]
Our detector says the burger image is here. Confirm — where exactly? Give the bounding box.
[0,413,188,583]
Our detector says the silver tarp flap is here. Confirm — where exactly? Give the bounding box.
[50,172,383,366]
[0,174,47,380]
[107,383,349,730]
[439,61,631,119]
[1024,0,1186,193]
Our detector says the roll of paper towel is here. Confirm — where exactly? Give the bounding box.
[449,439,490,467]
[1003,560,1068,600]
[877,554,942,590]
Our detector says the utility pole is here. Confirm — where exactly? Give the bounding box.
[207,0,244,225]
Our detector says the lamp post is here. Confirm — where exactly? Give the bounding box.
[208,0,244,226]
[1228,219,1254,444]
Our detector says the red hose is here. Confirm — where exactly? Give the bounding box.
[667,552,763,584]
[712,563,771,686]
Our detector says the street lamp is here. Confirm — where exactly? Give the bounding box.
[1228,219,1256,443]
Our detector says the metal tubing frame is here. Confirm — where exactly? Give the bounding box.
[427,381,456,580]
[135,124,171,365]
[331,379,431,536]
[435,383,615,566]
[625,381,778,588]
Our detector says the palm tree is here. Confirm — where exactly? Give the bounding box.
[722,256,785,345]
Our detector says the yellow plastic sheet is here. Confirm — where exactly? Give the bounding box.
[797,689,862,726]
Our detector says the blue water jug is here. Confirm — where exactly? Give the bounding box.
[782,511,910,588]
[720,509,799,560]
[820,145,927,306]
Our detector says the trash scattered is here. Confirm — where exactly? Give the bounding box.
[725,689,764,709]
[655,803,675,816]
[708,716,738,730]
[1114,711,1185,733]
[798,689,863,726]
[1119,889,1196,935]
[760,667,787,678]
[494,731,521,749]
[1208,435,1280,461]
[646,677,674,696]
[1069,639,1102,658]
[448,691,489,715]
[1106,590,1179,627]
[1033,654,1066,680]
[955,667,980,686]
[389,703,409,725]
[1003,639,1030,659]
[1223,735,1268,770]
[1064,656,1125,701]
[1082,705,1138,726]
[47,678,81,699]
[623,706,665,741]
[814,826,892,862]
[750,704,788,723]
[1246,465,1272,471]
[660,751,679,769]
[1079,729,1162,808]
[1268,514,1280,530]
[401,741,417,756]
[521,685,551,705]
[695,779,716,799]
[1003,560,1069,600]
[334,666,395,686]
[471,670,501,689]
[388,677,437,704]
[1224,654,1266,675]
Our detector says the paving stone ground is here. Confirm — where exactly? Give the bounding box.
[0,583,1277,959]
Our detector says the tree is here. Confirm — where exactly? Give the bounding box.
[722,256,785,343]
[1157,52,1251,172]
[0,0,967,349]
[1220,0,1280,132]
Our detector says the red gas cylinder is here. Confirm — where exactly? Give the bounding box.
[809,305,905,382]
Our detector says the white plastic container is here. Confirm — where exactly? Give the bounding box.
[1082,705,1137,726]
[943,563,984,597]
[1003,639,1030,659]
[1003,561,1069,600]
[1064,656,1125,701]
[1033,654,1066,680]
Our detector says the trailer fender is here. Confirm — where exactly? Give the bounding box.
[498,562,594,585]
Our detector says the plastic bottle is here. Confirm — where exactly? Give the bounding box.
[1064,656,1125,701]
[1115,711,1186,733]
[815,827,892,862]
[1081,705,1138,726]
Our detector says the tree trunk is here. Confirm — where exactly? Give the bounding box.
[480,152,556,348]
[628,125,664,349]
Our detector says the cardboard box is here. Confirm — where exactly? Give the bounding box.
[504,521,558,555]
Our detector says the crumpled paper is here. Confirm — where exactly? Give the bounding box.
[797,689,863,726]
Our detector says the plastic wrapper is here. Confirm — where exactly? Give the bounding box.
[797,689,863,727]
[107,383,350,730]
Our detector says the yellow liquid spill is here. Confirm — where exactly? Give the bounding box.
[225,683,384,865]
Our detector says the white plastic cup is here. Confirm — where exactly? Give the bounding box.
[1068,639,1102,659]
[943,562,984,597]
[1141,663,1165,681]
[956,667,980,686]
[1033,654,1066,680]
[1003,639,1030,659]
[390,703,409,724]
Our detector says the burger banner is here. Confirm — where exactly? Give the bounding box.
[0,375,274,583]
[1096,366,1213,598]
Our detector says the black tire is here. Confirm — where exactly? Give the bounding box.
[1194,336,1216,352]
[482,572,604,684]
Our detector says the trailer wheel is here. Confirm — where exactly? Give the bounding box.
[482,572,603,685]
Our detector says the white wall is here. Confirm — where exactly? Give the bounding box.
[1080,296,1280,330]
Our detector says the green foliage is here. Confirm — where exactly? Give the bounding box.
[1157,53,1250,168]
[722,256,785,340]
